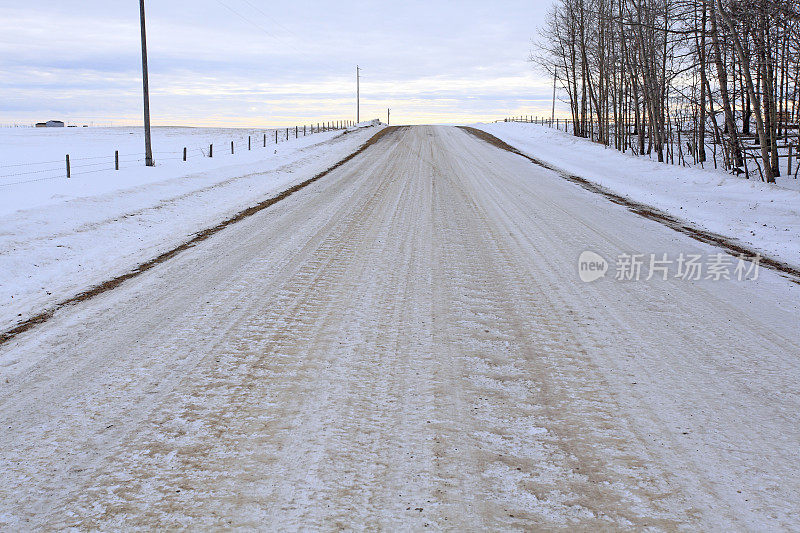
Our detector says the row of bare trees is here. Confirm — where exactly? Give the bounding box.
[532,0,799,182]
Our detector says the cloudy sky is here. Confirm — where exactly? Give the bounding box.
[1,0,557,127]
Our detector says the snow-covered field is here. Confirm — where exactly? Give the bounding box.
[1,125,341,210]
[0,123,382,332]
[472,122,800,269]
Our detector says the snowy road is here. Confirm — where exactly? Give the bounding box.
[1,126,799,530]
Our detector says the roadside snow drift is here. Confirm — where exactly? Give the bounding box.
[472,122,800,269]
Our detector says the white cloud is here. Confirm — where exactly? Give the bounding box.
[0,0,558,126]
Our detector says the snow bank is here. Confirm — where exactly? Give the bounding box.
[0,125,382,332]
[348,119,383,130]
[472,122,800,269]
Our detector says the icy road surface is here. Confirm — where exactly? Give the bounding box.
[1,126,799,530]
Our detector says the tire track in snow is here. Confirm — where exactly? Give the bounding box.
[0,127,402,348]
[458,126,800,285]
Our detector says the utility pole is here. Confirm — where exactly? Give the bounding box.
[139,0,154,166]
[356,65,361,124]
[551,68,557,124]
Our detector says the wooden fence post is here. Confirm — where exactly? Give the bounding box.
[248,136,251,150]
[209,144,213,158]
[263,133,266,147]
[295,126,298,138]
[183,147,187,161]
[231,141,234,154]
[66,154,70,178]
[276,130,278,144]
[115,150,119,170]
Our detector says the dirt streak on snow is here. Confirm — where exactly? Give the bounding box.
[0,125,381,332]
[472,121,800,270]
[0,126,798,529]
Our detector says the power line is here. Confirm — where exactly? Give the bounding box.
[212,0,338,74]
[212,0,283,40]
[238,0,299,40]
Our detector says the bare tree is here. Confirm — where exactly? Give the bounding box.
[531,0,799,182]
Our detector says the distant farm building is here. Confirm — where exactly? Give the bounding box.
[36,120,65,127]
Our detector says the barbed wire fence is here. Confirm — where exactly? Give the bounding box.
[0,120,355,188]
